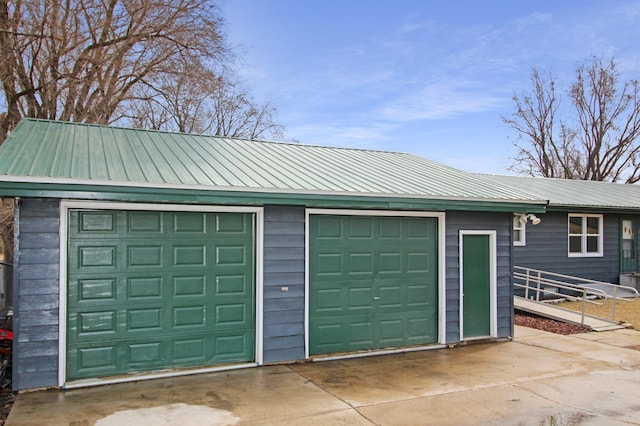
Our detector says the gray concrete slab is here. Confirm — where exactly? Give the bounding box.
[7,326,640,425]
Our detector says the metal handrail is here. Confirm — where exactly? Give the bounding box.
[514,266,639,324]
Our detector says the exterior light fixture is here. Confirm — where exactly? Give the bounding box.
[527,214,541,225]
[517,213,542,225]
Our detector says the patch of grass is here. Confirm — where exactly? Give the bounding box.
[559,298,640,329]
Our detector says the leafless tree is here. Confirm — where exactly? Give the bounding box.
[208,75,284,140]
[126,68,284,140]
[125,59,219,133]
[504,57,640,183]
[0,0,228,141]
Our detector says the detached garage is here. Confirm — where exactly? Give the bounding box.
[0,119,546,390]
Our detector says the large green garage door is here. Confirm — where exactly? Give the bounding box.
[309,214,439,355]
[66,209,255,380]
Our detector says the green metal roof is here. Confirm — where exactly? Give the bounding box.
[0,119,546,210]
[482,174,640,211]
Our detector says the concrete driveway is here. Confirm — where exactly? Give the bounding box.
[7,326,640,425]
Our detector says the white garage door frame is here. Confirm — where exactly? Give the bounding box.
[58,200,264,388]
[304,209,447,360]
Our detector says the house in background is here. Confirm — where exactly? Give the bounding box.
[483,175,640,287]
[0,119,547,391]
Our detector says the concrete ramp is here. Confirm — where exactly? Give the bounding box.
[514,296,624,332]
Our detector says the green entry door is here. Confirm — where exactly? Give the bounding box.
[621,219,637,273]
[461,232,494,339]
[66,209,255,380]
[309,214,439,355]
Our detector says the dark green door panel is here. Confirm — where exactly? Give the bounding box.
[309,215,438,355]
[462,234,491,338]
[67,210,255,380]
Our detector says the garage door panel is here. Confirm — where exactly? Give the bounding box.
[72,310,118,337]
[129,342,163,364]
[407,252,430,272]
[68,328,255,379]
[348,286,374,309]
[408,317,433,339]
[215,214,251,233]
[378,284,402,308]
[128,211,163,232]
[67,210,255,380]
[348,252,373,275]
[379,319,403,342]
[173,276,205,296]
[316,253,342,275]
[77,211,118,234]
[215,275,246,294]
[378,252,402,273]
[313,323,343,349]
[349,322,374,345]
[379,218,402,238]
[74,278,117,302]
[173,245,205,266]
[310,215,438,355]
[173,338,206,362]
[128,277,163,299]
[314,288,343,312]
[214,334,251,359]
[75,345,118,373]
[174,212,205,233]
[127,308,163,331]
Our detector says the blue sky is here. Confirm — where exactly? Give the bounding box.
[221,1,640,174]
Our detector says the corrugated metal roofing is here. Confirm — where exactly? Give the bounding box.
[482,174,640,210]
[0,119,545,205]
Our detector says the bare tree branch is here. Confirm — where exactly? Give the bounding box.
[126,69,284,140]
[504,57,640,184]
[0,0,228,140]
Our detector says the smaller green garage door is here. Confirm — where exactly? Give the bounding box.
[66,209,255,380]
[309,214,439,355]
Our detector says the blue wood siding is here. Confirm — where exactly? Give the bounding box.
[513,212,621,283]
[13,198,60,390]
[12,199,515,390]
[445,212,513,342]
[262,205,305,363]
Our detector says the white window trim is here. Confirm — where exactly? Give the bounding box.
[568,213,603,257]
[513,214,526,246]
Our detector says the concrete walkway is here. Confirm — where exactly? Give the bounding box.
[7,326,640,425]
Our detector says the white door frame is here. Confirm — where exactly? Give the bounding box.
[458,230,497,341]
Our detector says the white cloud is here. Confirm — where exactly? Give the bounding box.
[285,122,394,149]
[377,80,505,121]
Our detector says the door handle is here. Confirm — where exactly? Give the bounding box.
[373,297,380,300]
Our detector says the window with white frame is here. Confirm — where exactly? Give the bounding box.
[513,214,526,246]
[568,214,603,257]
